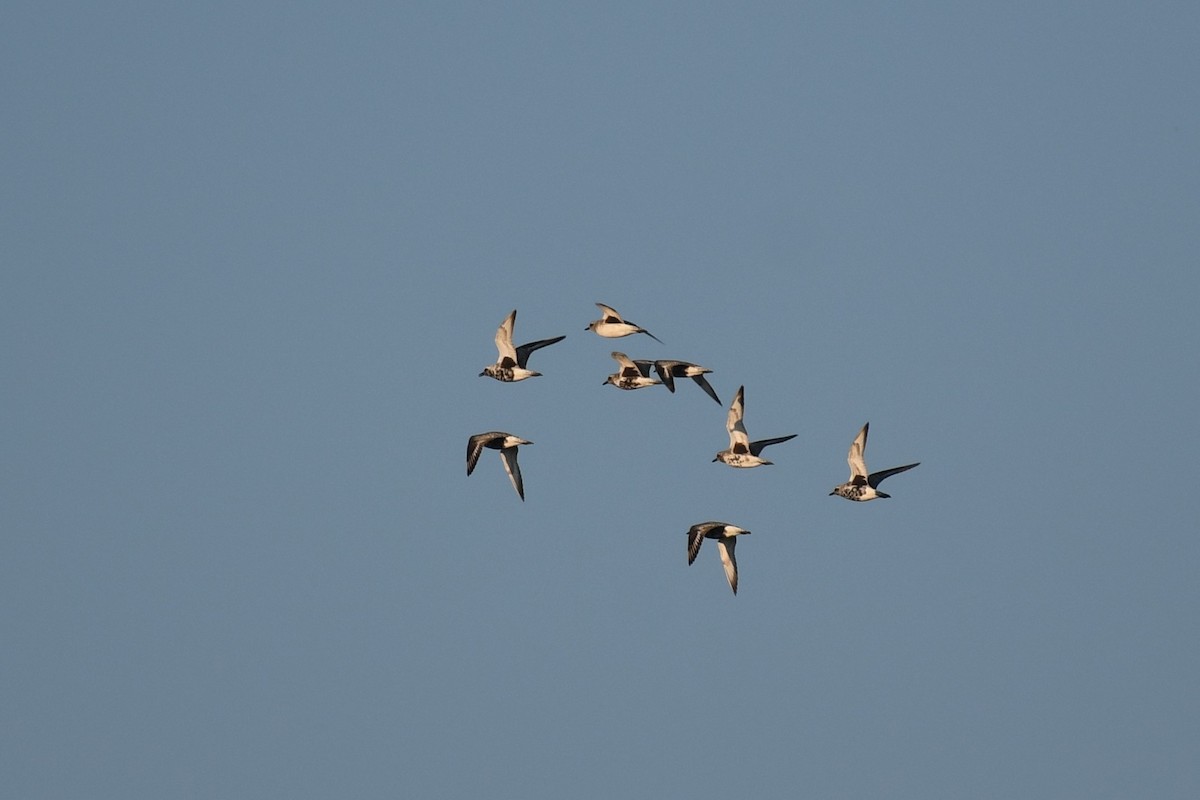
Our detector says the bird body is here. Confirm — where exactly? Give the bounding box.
[686,521,752,594]
[829,422,919,501]
[603,351,662,390]
[586,303,663,343]
[713,385,796,467]
[467,431,533,500]
[633,359,721,405]
[480,309,565,382]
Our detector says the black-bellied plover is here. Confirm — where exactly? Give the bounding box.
[686,521,752,595]
[466,431,533,500]
[479,309,566,382]
[829,422,919,501]
[633,359,721,405]
[713,385,797,468]
[603,351,662,390]
[585,303,663,343]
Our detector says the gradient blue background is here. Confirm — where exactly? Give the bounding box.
[5,2,1198,797]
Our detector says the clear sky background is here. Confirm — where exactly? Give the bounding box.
[4,2,1199,798]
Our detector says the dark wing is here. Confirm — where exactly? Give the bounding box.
[748,434,797,457]
[514,335,566,368]
[650,361,676,392]
[867,462,919,489]
[691,374,721,405]
[632,359,658,378]
[637,326,664,344]
[467,433,495,475]
[687,526,705,565]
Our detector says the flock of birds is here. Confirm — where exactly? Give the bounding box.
[468,303,920,595]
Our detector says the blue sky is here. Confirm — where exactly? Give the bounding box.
[4,2,1199,798]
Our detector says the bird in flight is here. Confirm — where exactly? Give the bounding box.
[585,303,662,343]
[603,351,662,390]
[828,422,919,501]
[633,359,721,405]
[686,521,752,595]
[479,309,566,382]
[713,385,796,468]
[467,431,533,500]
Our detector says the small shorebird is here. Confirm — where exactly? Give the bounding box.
[466,431,532,500]
[479,309,566,382]
[829,422,919,501]
[585,303,663,343]
[686,521,752,595]
[603,351,662,390]
[713,385,796,468]
[633,359,721,405]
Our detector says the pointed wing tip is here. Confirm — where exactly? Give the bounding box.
[692,375,721,405]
